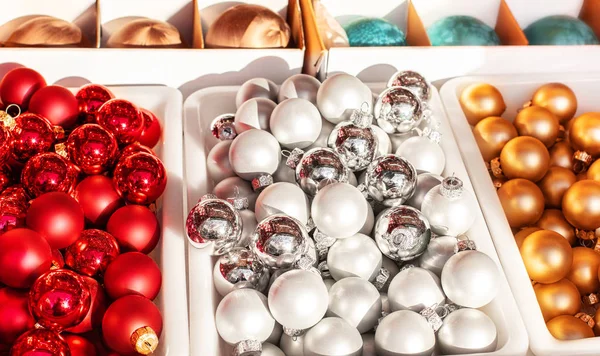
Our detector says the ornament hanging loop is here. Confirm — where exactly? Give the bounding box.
[349,102,373,128]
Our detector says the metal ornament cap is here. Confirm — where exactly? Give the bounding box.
[251,174,273,192]
[130,326,159,355]
[441,176,464,200]
[233,340,262,356]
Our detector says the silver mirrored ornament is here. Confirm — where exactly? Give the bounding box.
[287,147,350,197]
[304,317,363,356]
[374,87,423,134]
[278,73,321,105]
[374,205,431,261]
[405,172,442,211]
[328,277,382,333]
[387,71,431,103]
[417,235,458,276]
[371,125,392,157]
[437,308,498,355]
[211,113,237,140]
[364,154,417,207]
[186,198,242,255]
[375,310,435,356]
[250,214,309,269]
[327,233,382,281]
[235,97,276,133]
[236,77,278,108]
[387,267,445,312]
[213,247,270,297]
[328,122,378,172]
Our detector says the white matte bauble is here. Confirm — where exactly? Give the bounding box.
[278,74,321,105]
[238,209,257,247]
[271,98,322,149]
[359,203,375,235]
[405,173,442,211]
[327,233,382,281]
[214,176,258,211]
[308,118,336,149]
[396,136,445,175]
[236,77,278,108]
[380,256,400,292]
[229,129,281,181]
[215,289,275,345]
[213,247,269,297]
[262,343,286,356]
[255,182,310,225]
[328,277,382,333]
[267,322,283,345]
[441,251,500,308]
[362,333,376,356]
[390,131,418,153]
[235,97,276,133]
[312,183,368,238]
[207,140,235,183]
[372,124,392,157]
[317,73,373,124]
[375,310,435,356]
[268,269,329,330]
[280,333,305,356]
[417,235,457,276]
[304,317,363,356]
[387,267,445,312]
[437,308,498,355]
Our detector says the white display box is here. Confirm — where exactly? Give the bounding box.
[182,83,529,356]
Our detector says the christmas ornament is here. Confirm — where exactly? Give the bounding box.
[0,125,12,165]
[21,152,78,198]
[327,117,378,172]
[327,233,382,281]
[65,229,119,277]
[29,85,79,128]
[290,147,349,196]
[96,99,144,145]
[388,267,445,312]
[547,315,594,340]
[570,112,600,171]
[437,308,498,355]
[360,203,375,235]
[106,205,159,254]
[51,248,64,269]
[304,317,363,356]
[380,256,400,291]
[213,247,269,297]
[9,113,56,163]
[139,108,161,148]
[262,343,285,356]
[255,182,310,225]
[67,276,107,334]
[588,159,600,182]
[278,74,321,105]
[514,227,541,249]
[312,183,368,238]
[102,294,163,355]
[113,152,167,204]
[525,15,599,45]
[250,214,309,269]
[531,83,577,124]
[520,230,572,283]
[238,209,258,247]
[26,192,84,249]
[0,168,11,191]
[279,333,305,356]
[535,209,576,245]
[496,136,549,182]
[317,74,372,125]
[375,310,435,356]
[76,83,114,119]
[267,322,283,345]
[214,176,258,211]
[427,15,500,46]
[497,179,545,228]
[104,252,161,301]
[538,166,577,209]
[229,129,281,189]
[550,141,574,170]
[271,98,322,149]
[595,310,600,335]
[362,333,376,356]
[459,83,506,126]
[473,116,518,162]
[235,97,276,133]
[74,175,124,227]
[562,180,600,231]
[0,67,46,109]
[442,250,500,308]
[29,269,91,330]
[64,334,97,356]
[406,172,442,211]
[375,205,431,262]
[186,197,242,254]
[119,142,155,159]
[210,114,235,141]
[10,329,69,356]
[534,279,581,322]
[514,106,560,147]
[421,176,476,236]
[0,288,35,344]
[396,134,445,175]
[363,154,417,207]
[344,18,406,47]
[207,140,235,183]
[0,187,29,234]
[236,78,278,108]
[566,247,600,295]
[307,118,335,150]
[388,71,430,103]
[64,124,118,174]
[371,125,392,157]
[327,277,382,333]
[374,86,423,134]
[0,228,52,288]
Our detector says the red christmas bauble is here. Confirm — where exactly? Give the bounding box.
[102,295,162,355]
[65,229,120,277]
[0,67,46,109]
[0,228,52,288]
[0,186,29,235]
[66,277,107,334]
[0,288,35,344]
[113,153,166,205]
[10,113,56,163]
[29,269,91,331]
[76,84,114,117]
[21,152,78,198]
[51,249,65,270]
[120,142,155,161]
[10,329,69,356]
[106,205,159,254]
[0,168,11,191]
[29,85,79,129]
[139,108,161,148]
[0,125,11,165]
[96,99,143,146]
[66,124,118,175]
[26,192,84,249]
[103,252,161,301]
[74,175,123,227]
[64,334,97,356]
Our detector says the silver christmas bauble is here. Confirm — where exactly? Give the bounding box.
[312,183,368,239]
[236,77,278,108]
[372,125,392,157]
[417,235,457,276]
[359,204,375,236]
[374,206,431,261]
[437,308,498,355]
[375,310,435,356]
[396,136,445,175]
[235,97,276,133]
[186,198,242,254]
[295,147,350,197]
[405,173,442,211]
[327,233,382,281]
[238,209,258,247]
[251,214,309,269]
[262,343,286,356]
[317,73,373,124]
[229,129,281,182]
[308,118,336,150]
[387,71,431,103]
[280,333,305,356]
[390,131,418,153]
[214,176,258,211]
[364,154,417,207]
[268,269,329,330]
[327,277,382,333]
[328,122,378,171]
[207,140,235,184]
[441,250,500,308]
[362,333,376,356]
[387,267,445,312]
[213,247,270,297]
[271,98,322,149]
[374,87,423,134]
[380,256,400,292]
[304,317,363,356]
[421,176,477,236]
[278,74,321,105]
[255,182,310,225]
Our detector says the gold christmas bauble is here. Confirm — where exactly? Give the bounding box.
[549,141,574,171]
[547,315,594,340]
[521,229,573,284]
[536,209,576,246]
[586,159,600,182]
[459,83,506,126]
[514,227,541,249]
[562,180,600,231]
[534,279,581,322]
[498,179,545,228]
[531,83,577,124]
[500,136,549,182]
[514,106,560,148]
[537,166,577,209]
[473,116,518,162]
[569,112,600,161]
[566,247,600,295]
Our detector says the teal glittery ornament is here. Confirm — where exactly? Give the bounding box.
[427,15,500,46]
[344,18,406,47]
[524,15,599,45]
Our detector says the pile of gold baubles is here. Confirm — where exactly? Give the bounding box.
[460,81,600,341]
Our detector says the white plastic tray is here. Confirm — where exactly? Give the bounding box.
[440,73,600,356]
[183,83,528,356]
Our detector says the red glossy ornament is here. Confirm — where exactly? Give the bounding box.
[0,67,46,109]
[9,113,56,163]
[0,168,11,191]
[29,85,79,129]
[65,124,118,175]
[64,334,97,356]
[103,252,161,301]
[0,125,11,165]
[29,269,91,331]
[106,205,159,254]
[26,192,84,249]
[21,152,78,198]
[65,229,120,277]
[0,288,35,344]
[74,175,123,227]
[120,142,155,161]
[0,228,51,288]
[76,84,114,117]
[102,295,162,355]
[0,186,29,235]
[113,153,167,205]
[138,108,161,148]
[66,277,107,334]
[51,249,65,270]
[96,99,143,145]
[10,329,69,356]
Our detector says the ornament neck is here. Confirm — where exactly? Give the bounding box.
[251,174,273,192]
[226,187,249,211]
[349,102,373,128]
[283,147,304,169]
[295,256,321,275]
[130,326,159,355]
[283,326,306,338]
[318,261,331,279]
[441,176,464,200]
[573,151,592,174]
[372,267,390,291]
[455,236,476,253]
[233,340,262,356]
[211,113,237,140]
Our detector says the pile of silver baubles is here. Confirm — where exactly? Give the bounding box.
[187,71,502,356]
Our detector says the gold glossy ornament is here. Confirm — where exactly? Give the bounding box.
[498,136,549,182]
[536,209,576,246]
[537,166,577,208]
[549,141,574,171]
[534,279,581,322]
[566,247,600,295]
[473,116,518,162]
[498,179,545,228]
[514,227,541,249]
[569,113,600,172]
[514,106,560,148]
[547,315,594,340]
[562,180,600,231]
[577,172,588,181]
[459,83,506,126]
[586,160,600,182]
[531,83,577,124]
[594,309,600,335]
[520,230,573,284]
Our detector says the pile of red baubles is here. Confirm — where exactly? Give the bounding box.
[0,67,167,356]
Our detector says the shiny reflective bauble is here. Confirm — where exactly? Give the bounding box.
[250,214,309,269]
[525,15,599,45]
[327,277,382,333]
[520,230,573,284]
[207,140,235,184]
[532,83,577,124]
[547,315,594,340]
[587,159,600,182]
[96,99,144,145]
[317,74,372,125]
[312,183,368,238]
[229,129,281,181]
[570,112,600,159]
[388,267,445,312]
[10,113,55,163]
[213,247,269,297]
[421,177,477,236]
[255,182,309,225]
[216,289,275,344]
[374,87,423,134]
[459,83,506,126]
[328,122,378,171]
[375,310,435,356]
[234,97,276,133]
[500,136,549,182]
[65,124,118,175]
[538,167,577,209]
[112,152,167,204]
[328,233,382,281]
[185,198,242,255]
[64,229,120,277]
[371,125,392,157]
[364,154,417,207]
[406,172,442,211]
[271,98,322,149]
[304,317,363,356]
[236,77,278,108]
[549,141,574,170]
[214,176,257,211]
[497,179,545,228]
[396,136,445,175]
[387,71,430,103]
[535,209,576,245]
[473,116,518,162]
[10,329,70,356]
[418,235,457,276]
[374,205,431,261]
[514,227,541,249]
[514,106,560,147]
[437,308,498,355]
[278,74,321,105]
[344,17,406,47]
[21,152,78,198]
[566,247,600,295]
[76,83,114,118]
[533,279,581,322]
[0,125,10,165]
[295,147,349,196]
[562,180,600,231]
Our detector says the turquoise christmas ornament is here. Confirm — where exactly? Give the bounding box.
[524,15,599,45]
[427,15,500,46]
[344,18,406,47]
